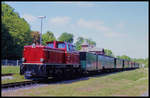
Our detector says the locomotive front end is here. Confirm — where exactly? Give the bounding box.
[20,45,47,79]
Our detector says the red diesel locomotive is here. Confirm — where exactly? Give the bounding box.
[20,41,81,79]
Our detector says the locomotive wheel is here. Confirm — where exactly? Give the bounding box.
[20,65,26,75]
[54,69,64,80]
[63,69,72,79]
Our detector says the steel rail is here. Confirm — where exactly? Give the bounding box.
[1,73,14,76]
[2,81,39,89]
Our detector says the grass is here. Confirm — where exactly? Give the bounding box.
[2,68,148,96]
[1,66,28,84]
[1,74,29,84]
[1,66,20,74]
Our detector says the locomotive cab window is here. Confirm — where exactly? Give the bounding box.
[73,46,76,51]
[69,45,73,51]
[66,44,69,51]
[58,43,66,48]
[67,44,74,52]
[47,43,54,48]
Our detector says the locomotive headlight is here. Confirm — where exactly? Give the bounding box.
[22,57,25,62]
[40,58,44,62]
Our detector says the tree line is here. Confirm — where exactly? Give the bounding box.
[1,3,95,59]
[2,3,32,59]
[1,3,148,67]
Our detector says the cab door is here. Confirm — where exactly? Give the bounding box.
[65,43,72,64]
[65,43,79,65]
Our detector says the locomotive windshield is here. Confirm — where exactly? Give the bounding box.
[58,43,65,48]
[67,44,76,51]
[47,43,54,48]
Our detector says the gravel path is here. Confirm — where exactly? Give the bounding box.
[2,76,14,80]
[141,91,149,96]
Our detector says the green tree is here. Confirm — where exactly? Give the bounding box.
[116,55,131,60]
[30,31,40,44]
[75,37,84,50]
[144,58,149,67]
[75,37,97,50]
[2,3,32,59]
[131,58,148,68]
[104,49,114,57]
[1,23,14,59]
[58,32,74,43]
[85,38,96,46]
[42,31,56,45]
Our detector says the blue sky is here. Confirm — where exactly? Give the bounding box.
[4,1,148,59]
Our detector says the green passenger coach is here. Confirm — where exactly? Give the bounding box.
[79,52,97,71]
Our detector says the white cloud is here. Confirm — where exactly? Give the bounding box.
[22,14,37,23]
[117,23,124,29]
[104,31,126,38]
[77,18,109,32]
[47,17,127,39]
[116,22,125,29]
[49,16,71,26]
[76,18,127,38]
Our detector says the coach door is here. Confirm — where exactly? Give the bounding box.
[114,58,117,68]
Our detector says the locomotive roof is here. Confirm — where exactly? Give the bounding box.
[46,40,64,44]
[46,41,75,46]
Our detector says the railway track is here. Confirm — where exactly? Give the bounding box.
[2,81,39,89]
[2,73,14,76]
[2,68,136,90]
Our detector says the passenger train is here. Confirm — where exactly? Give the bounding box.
[20,40,139,79]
